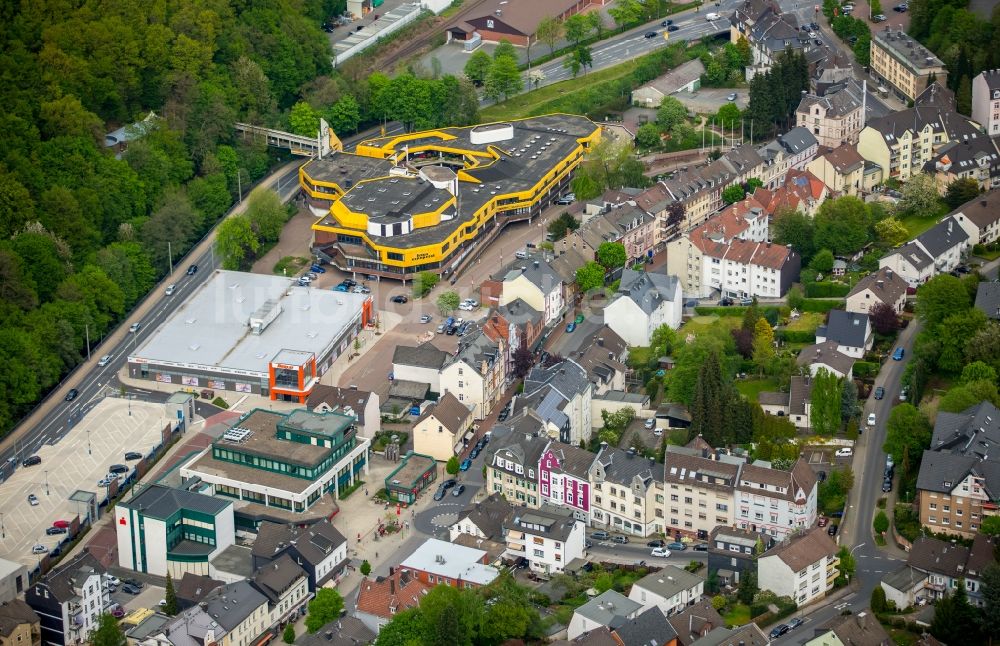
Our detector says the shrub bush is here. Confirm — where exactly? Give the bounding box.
[853,361,880,379]
[778,330,817,344]
[694,306,746,316]
[805,282,852,298]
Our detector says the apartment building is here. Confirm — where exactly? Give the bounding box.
[795,79,865,148]
[520,359,593,446]
[503,506,586,574]
[880,216,970,286]
[569,204,657,265]
[486,423,549,507]
[734,459,817,540]
[439,329,505,420]
[25,554,109,646]
[482,298,544,376]
[604,270,683,346]
[589,445,665,538]
[972,69,1000,137]
[916,401,1000,538]
[950,190,1000,246]
[869,28,947,102]
[539,443,596,522]
[757,527,840,606]
[806,144,866,197]
[662,451,741,541]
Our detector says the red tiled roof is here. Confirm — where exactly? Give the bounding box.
[355,570,431,620]
[753,169,826,216]
[687,194,768,255]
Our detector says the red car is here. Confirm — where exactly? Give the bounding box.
[817,516,829,527]
[52,520,70,529]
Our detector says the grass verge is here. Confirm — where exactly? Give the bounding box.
[736,378,779,402]
[273,255,309,275]
[722,603,751,626]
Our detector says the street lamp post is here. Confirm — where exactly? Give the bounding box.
[237,169,246,204]
[44,471,49,496]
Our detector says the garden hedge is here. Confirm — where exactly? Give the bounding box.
[800,299,844,313]
[805,282,852,298]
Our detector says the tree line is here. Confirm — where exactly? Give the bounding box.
[0,0,352,438]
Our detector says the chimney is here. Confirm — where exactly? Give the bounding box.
[948,220,953,234]
[597,337,604,346]
[390,578,395,595]
[533,261,539,269]
[876,280,884,289]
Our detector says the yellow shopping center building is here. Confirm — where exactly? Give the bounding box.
[299,114,601,280]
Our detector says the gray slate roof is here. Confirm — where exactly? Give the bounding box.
[690,623,769,646]
[975,281,1000,320]
[496,298,543,326]
[797,79,864,118]
[573,590,642,628]
[637,59,707,95]
[886,241,934,270]
[0,600,38,638]
[415,391,472,434]
[907,537,971,579]
[917,400,1000,497]
[251,554,307,603]
[615,269,680,314]
[455,492,515,540]
[667,598,726,646]
[203,580,268,632]
[917,217,968,258]
[392,343,449,370]
[818,309,869,348]
[593,445,663,487]
[847,267,908,308]
[507,505,580,542]
[500,257,563,293]
[294,617,375,646]
[778,127,818,155]
[251,519,347,567]
[613,607,678,646]
[524,358,591,401]
[796,340,855,376]
[632,566,704,599]
[121,483,231,520]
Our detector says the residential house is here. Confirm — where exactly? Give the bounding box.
[757,527,839,606]
[628,566,705,617]
[482,298,544,374]
[486,257,565,325]
[590,445,665,537]
[896,534,998,607]
[570,327,629,395]
[877,242,935,288]
[173,574,224,611]
[689,623,770,646]
[730,0,814,80]
[307,385,380,439]
[857,84,975,183]
[807,144,867,197]
[662,452,741,541]
[972,69,1000,137]
[604,270,683,346]
[610,608,678,646]
[795,341,855,380]
[632,59,707,106]
[439,329,506,419]
[758,128,820,174]
[869,28,947,102]
[391,343,448,394]
[915,401,1000,538]
[950,190,1000,247]
[412,392,474,461]
[975,281,1000,320]
[707,527,774,586]
[250,520,349,591]
[0,600,39,646]
[795,79,865,149]
[503,506,586,574]
[25,553,109,646]
[567,590,643,641]
[751,168,828,218]
[815,310,872,359]
[486,423,549,507]
[154,581,269,646]
[805,612,891,646]
[568,204,657,265]
[758,375,813,429]
[548,243,592,303]
[354,569,431,634]
[521,359,594,445]
[667,599,726,646]
[399,538,499,588]
[0,560,27,605]
[880,564,932,610]
[249,555,310,628]
[539,443,596,521]
[293,617,374,646]
[846,267,909,316]
[449,493,515,542]
[928,131,1000,191]
[735,459,818,539]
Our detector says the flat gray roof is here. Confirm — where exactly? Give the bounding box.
[129,270,369,376]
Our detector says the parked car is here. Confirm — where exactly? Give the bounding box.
[470,447,480,459]
[718,297,733,306]
[27,493,39,506]
[726,92,737,101]
[873,13,887,21]
[391,295,408,304]
[334,284,349,292]
[420,315,433,324]
[52,520,70,529]
[124,451,143,461]
[667,541,686,551]
[446,325,458,335]
[651,547,671,557]
[647,539,666,548]
[644,418,655,429]
[121,583,142,595]
[46,526,67,535]
[591,531,611,541]
[352,285,371,294]
[770,624,790,638]
[111,606,126,619]
[452,484,466,497]
[693,543,709,551]
[611,535,629,544]
[874,386,885,400]
[298,276,312,285]
[835,447,853,458]
[867,412,876,426]
[31,544,48,555]
[566,322,576,333]
[574,314,585,324]
[22,455,41,467]
[436,323,446,334]
[309,264,326,273]
[892,347,905,361]
[65,388,79,401]
[899,386,908,401]
[98,354,112,367]
[886,454,895,467]
[460,458,472,471]
[828,524,839,536]
[818,516,829,527]
[882,477,893,492]
[433,485,447,501]
[441,479,457,490]
[104,575,121,586]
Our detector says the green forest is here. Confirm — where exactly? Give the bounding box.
[907,0,1000,113]
[0,0,485,439]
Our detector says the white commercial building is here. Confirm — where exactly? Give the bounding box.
[757,527,840,607]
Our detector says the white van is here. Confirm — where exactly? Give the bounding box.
[514,250,528,259]
[706,12,721,20]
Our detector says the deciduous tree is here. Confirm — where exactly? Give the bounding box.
[656,97,687,130]
[944,177,980,209]
[484,54,523,101]
[814,196,872,255]
[575,261,605,292]
[868,301,900,335]
[772,208,816,262]
[92,614,124,646]
[810,368,842,435]
[597,242,626,269]
[721,183,746,204]
[215,215,259,270]
[809,248,835,273]
[916,274,971,326]
[563,14,589,44]
[446,456,460,475]
[883,403,931,470]
[536,17,564,56]
[874,217,909,248]
[289,101,320,136]
[437,290,460,314]
[306,589,345,633]
[896,172,941,217]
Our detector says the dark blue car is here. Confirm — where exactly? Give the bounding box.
[460,458,472,471]
[892,347,905,360]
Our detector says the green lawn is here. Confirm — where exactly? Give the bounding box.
[736,378,779,402]
[273,255,308,275]
[899,214,941,238]
[722,603,751,626]
[785,311,824,333]
[480,59,642,121]
[973,247,1000,261]
[680,315,741,337]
